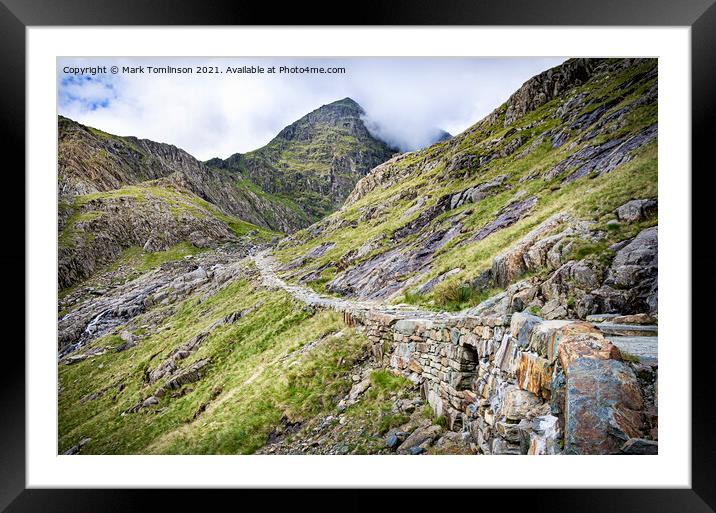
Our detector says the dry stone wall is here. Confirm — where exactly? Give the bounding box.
[345,309,655,455]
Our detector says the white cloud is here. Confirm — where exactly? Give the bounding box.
[58,57,565,160]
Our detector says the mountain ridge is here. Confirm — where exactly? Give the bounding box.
[205,97,398,223]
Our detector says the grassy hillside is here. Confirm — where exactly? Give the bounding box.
[59,274,373,454]
[59,116,309,233]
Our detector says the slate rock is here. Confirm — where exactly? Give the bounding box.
[564,358,644,454]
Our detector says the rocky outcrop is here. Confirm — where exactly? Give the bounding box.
[344,152,415,206]
[325,222,464,300]
[546,123,658,182]
[589,226,658,314]
[59,245,252,354]
[468,202,658,320]
[503,58,600,126]
[616,199,658,223]
[58,186,238,289]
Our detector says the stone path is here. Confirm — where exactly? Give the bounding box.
[251,250,460,322]
[606,336,658,363]
[595,323,658,337]
[252,250,658,368]
[594,322,658,364]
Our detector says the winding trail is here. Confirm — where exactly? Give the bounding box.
[251,250,460,322]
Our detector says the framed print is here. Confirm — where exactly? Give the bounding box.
[3,0,715,511]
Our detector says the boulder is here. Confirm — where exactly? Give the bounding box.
[348,378,371,401]
[385,432,408,450]
[615,199,657,223]
[602,227,658,314]
[564,358,644,454]
[557,322,620,371]
[491,213,569,288]
[397,425,442,453]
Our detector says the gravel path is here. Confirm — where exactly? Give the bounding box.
[251,251,458,322]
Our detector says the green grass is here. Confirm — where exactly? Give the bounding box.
[59,278,371,455]
[305,267,337,294]
[433,415,448,429]
[342,369,414,439]
[430,281,504,311]
[107,242,207,274]
[528,305,542,316]
[619,349,641,364]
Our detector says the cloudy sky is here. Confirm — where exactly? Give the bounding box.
[58,57,565,160]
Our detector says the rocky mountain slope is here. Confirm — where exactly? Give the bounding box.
[59,116,305,233]
[58,58,658,456]
[274,58,657,320]
[205,98,398,223]
[58,98,403,289]
[58,116,302,289]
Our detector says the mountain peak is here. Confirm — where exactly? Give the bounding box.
[324,97,362,110]
[308,97,365,119]
[275,97,368,142]
[211,97,395,224]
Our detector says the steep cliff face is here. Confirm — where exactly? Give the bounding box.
[206,98,398,223]
[275,58,658,320]
[59,116,307,233]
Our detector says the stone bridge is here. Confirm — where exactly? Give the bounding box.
[253,252,657,455]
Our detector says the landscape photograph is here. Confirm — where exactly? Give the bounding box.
[57,56,658,456]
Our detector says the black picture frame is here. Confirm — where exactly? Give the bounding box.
[2,1,714,511]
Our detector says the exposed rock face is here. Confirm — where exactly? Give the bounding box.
[548,123,658,182]
[490,213,573,288]
[58,186,237,289]
[326,222,464,300]
[471,196,537,242]
[503,58,599,126]
[477,212,658,320]
[58,116,304,233]
[344,152,416,205]
[58,245,252,353]
[592,226,658,314]
[206,98,397,224]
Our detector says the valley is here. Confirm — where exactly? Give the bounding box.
[58,57,659,456]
